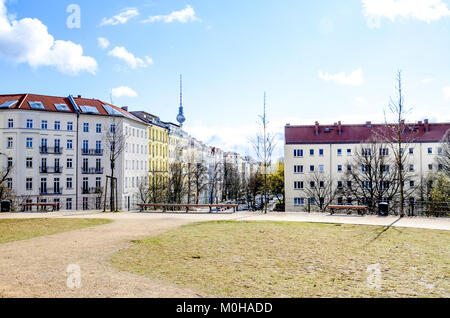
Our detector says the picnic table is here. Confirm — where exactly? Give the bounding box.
[327,205,367,216]
[137,203,239,213]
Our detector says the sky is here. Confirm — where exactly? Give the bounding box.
[1,0,449,159]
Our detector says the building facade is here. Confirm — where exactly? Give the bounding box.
[284,120,450,212]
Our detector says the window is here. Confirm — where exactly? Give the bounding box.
[294,181,303,189]
[67,122,73,131]
[0,100,18,108]
[66,198,72,210]
[83,123,89,132]
[54,139,60,150]
[428,164,433,171]
[347,164,352,172]
[28,101,45,109]
[83,140,88,151]
[362,148,371,156]
[67,158,73,169]
[319,165,325,172]
[309,165,315,172]
[26,119,33,129]
[67,139,73,150]
[96,177,101,189]
[337,165,343,172]
[438,164,443,171]
[96,124,102,133]
[96,140,102,151]
[103,104,123,116]
[26,137,33,148]
[337,181,343,189]
[110,124,116,133]
[319,149,324,156]
[40,120,48,130]
[26,157,33,168]
[54,103,69,111]
[409,164,415,172]
[66,177,73,190]
[410,180,415,188]
[54,121,61,130]
[438,147,443,155]
[363,181,371,189]
[8,119,13,128]
[427,147,432,154]
[7,157,13,168]
[54,178,60,194]
[294,165,303,173]
[347,149,352,156]
[379,148,389,156]
[319,181,324,189]
[347,181,352,189]
[26,178,32,190]
[409,148,414,154]
[6,178,12,189]
[7,137,13,148]
[380,165,390,173]
[294,198,305,206]
[337,149,342,156]
[309,149,314,156]
[79,105,99,114]
[40,178,47,194]
[310,181,315,189]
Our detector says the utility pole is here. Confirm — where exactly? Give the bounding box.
[263,92,268,214]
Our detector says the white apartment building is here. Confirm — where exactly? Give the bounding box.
[0,94,148,211]
[284,120,450,212]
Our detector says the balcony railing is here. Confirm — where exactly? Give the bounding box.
[39,187,63,195]
[81,167,104,174]
[40,166,63,174]
[40,146,63,154]
[82,149,103,156]
[81,187,103,194]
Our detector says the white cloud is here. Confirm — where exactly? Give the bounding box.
[0,0,97,75]
[443,86,450,100]
[100,8,139,26]
[421,78,434,84]
[98,37,110,50]
[362,0,450,28]
[355,97,369,105]
[111,86,138,98]
[108,46,153,69]
[142,5,201,23]
[318,68,364,86]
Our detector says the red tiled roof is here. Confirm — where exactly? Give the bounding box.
[285,122,450,144]
[0,93,145,124]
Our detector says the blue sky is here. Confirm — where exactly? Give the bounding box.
[1,0,449,158]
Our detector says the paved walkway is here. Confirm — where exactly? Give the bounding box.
[0,211,448,298]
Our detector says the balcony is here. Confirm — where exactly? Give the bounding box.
[81,167,104,174]
[81,187,103,194]
[40,166,63,174]
[82,148,103,156]
[39,187,63,195]
[40,146,63,155]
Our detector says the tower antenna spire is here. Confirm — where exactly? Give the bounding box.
[176,74,186,127]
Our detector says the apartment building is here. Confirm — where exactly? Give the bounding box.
[0,94,148,211]
[284,120,450,212]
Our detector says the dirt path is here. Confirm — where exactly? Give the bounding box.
[0,217,207,298]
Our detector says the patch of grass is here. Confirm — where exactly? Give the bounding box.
[0,218,111,244]
[110,221,450,298]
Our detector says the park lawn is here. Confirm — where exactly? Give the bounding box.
[0,218,111,244]
[110,221,450,298]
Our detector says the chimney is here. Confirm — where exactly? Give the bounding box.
[338,121,342,135]
[121,106,128,112]
[424,119,429,132]
[314,121,319,135]
[77,95,81,98]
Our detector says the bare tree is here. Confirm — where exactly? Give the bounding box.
[136,178,150,205]
[0,154,14,201]
[207,161,223,204]
[167,162,185,204]
[250,92,276,213]
[304,172,338,211]
[376,71,417,216]
[436,129,450,176]
[341,139,410,212]
[243,170,262,210]
[104,118,127,212]
[223,161,242,202]
[193,162,208,204]
[148,173,168,203]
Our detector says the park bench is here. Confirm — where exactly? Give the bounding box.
[19,203,58,212]
[137,203,239,213]
[327,205,367,216]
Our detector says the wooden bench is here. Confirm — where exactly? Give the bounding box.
[19,203,58,212]
[327,205,367,216]
[137,203,239,213]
